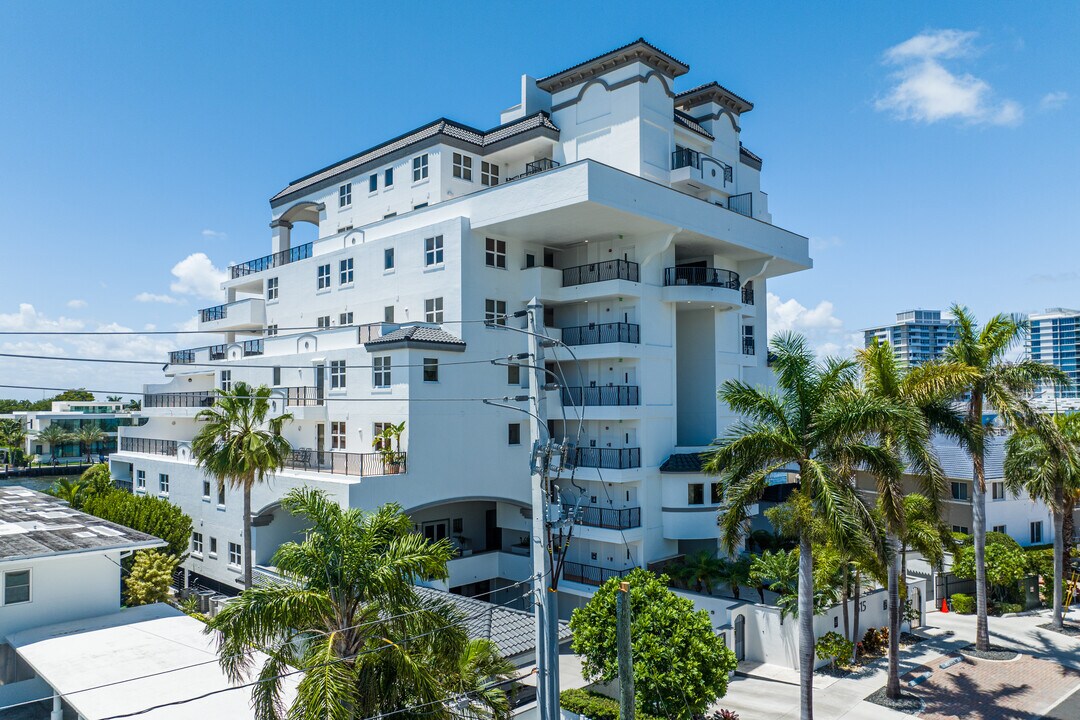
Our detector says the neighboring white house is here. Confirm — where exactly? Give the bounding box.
[109,38,812,616]
[1,401,141,464]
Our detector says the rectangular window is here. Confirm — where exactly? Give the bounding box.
[423,358,439,382]
[217,485,225,506]
[950,481,968,501]
[4,570,30,605]
[952,525,969,535]
[317,316,331,329]
[384,167,394,187]
[317,264,331,290]
[508,423,521,445]
[412,154,428,181]
[452,152,473,181]
[266,324,278,337]
[373,356,391,388]
[330,421,346,450]
[272,366,281,385]
[507,364,520,385]
[710,482,723,504]
[384,247,395,270]
[220,370,232,392]
[1031,521,1043,544]
[192,533,203,555]
[266,277,279,300]
[384,212,396,219]
[424,235,444,266]
[485,299,507,326]
[339,258,354,284]
[330,359,346,389]
[425,297,444,323]
[202,479,210,498]
[481,161,499,186]
[339,312,353,326]
[485,238,507,269]
[688,483,705,505]
[134,470,145,491]
[228,542,242,568]
[384,306,395,323]
[373,422,390,450]
[369,173,378,192]
[992,525,1007,534]
[338,182,352,208]
[209,538,218,556]
[158,473,169,495]
[413,203,428,210]
[992,481,1005,500]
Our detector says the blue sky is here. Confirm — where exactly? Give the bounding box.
[0,1,1077,399]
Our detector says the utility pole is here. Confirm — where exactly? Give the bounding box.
[526,297,560,720]
[617,581,634,720]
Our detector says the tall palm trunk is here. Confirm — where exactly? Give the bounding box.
[842,564,850,641]
[1052,492,1065,629]
[243,483,253,590]
[971,394,991,651]
[798,532,815,720]
[851,569,861,665]
[886,533,902,698]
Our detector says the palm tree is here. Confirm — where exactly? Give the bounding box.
[1004,412,1080,629]
[192,382,293,589]
[676,550,726,594]
[35,424,72,461]
[749,549,799,617]
[896,493,954,593]
[75,424,106,462]
[718,556,754,600]
[944,304,1068,650]
[705,333,904,720]
[47,478,88,508]
[208,487,514,720]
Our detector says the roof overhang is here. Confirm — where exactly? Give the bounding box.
[537,38,690,94]
[676,81,754,115]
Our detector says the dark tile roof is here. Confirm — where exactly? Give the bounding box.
[739,144,763,170]
[536,38,690,93]
[674,110,714,140]
[0,487,164,562]
[675,81,754,114]
[364,325,467,352]
[659,453,706,473]
[271,112,559,205]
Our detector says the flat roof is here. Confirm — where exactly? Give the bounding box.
[0,487,164,562]
[8,603,299,720]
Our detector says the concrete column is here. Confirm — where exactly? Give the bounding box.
[270,219,292,254]
[51,692,62,720]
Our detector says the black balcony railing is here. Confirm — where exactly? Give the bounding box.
[200,305,227,323]
[169,349,195,365]
[561,386,640,407]
[574,447,641,469]
[120,437,178,456]
[506,158,560,183]
[281,450,406,477]
[664,267,740,289]
[280,387,324,407]
[743,337,756,355]
[562,561,635,587]
[143,391,216,408]
[229,242,313,279]
[569,505,642,530]
[562,260,639,287]
[561,322,640,346]
[672,147,701,170]
[672,149,733,183]
[209,344,228,361]
[742,285,755,305]
[728,192,753,218]
[242,339,264,357]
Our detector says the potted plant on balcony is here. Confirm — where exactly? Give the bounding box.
[373,421,406,474]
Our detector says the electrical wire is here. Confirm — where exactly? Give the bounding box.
[0,352,507,371]
[0,385,518,403]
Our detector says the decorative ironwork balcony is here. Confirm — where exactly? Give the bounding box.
[574,447,641,469]
[671,148,733,183]
[742,337,756,355]
[199,305,227,323]
[561,322,640,346]
[663,267,740,289]
[229,242,313,279]
[568,505,642,530]
[727,192,753,218]
[120,437,178,456]
[562,561,636,587]
[562,260,639,287]
[281,450,406,477]
[561,386,640,407]
[143,391,215,409]
[742,285,755,305]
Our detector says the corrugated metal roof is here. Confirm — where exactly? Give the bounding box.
[917,434,1006,480]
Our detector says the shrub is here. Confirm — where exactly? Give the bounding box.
[860,627,888,655]
[997,602,1024,615]
[559,688,662,720]
[714,712,740,720]
[815,631,854,669]
[82,490,192,558]
[125,551,178,606]
[951,593,975,614]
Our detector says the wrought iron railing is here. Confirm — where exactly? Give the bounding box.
[568,505,642,530]
[199,305,227,323]
[505,158,560,183]
[742,337,756,355]
[209,344,228,361]
[561,386,640,407]
[561,322,639,346]
[169,349,195,365]
[663,267,740,289]
[562,260,639,287]
[242,339,264,356]
[279,387,323,407]
[144,391,216,408]
[229,242,313,279]
[281,450,406,477]
[120,437,178,456]
[728,192,753,218]
[742,285,755,305]
[574,447,641,469]
[672,149,732,183]
[562,561,635,587]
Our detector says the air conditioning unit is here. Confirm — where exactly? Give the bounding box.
[209,595,230,617]
[196,589,216,614]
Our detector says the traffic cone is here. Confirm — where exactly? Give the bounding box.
[940,597,949,613]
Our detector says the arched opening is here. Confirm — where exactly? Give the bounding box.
[734,614,746,661]
[271,201,324,253]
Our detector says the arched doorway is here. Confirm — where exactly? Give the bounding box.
[734,615,745,661]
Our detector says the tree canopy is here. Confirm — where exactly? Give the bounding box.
[83,491,192,558]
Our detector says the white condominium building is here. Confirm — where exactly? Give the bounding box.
[109,39,810,614]
[863,309,958,366]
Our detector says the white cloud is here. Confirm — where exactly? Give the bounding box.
[169,253,227,300]
[1039,91,1068,111]
[876,29,1023,126]
[767,292,862,358]
[134,292,181,305]
[201,229,228,240]
[0,303,84,332]
[66,299,87,309]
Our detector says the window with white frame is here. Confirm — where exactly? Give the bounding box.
[373,356,391,388]
[317,316,331,329]
[158,473,169,495]
[369,173,378,192]
[452,152,472,181]
[266,324,278,337]
[423,358,438,382]
[485,238,506,269]
[331,421,346,450]
[425,297,443,323]
[481,161,499,186]
[330,360,346,389]
[202,479,210,499]
[266,277,279,300]
[209,537,218,556]
[1031,521,1043,544]
[339,312,353,326]
[317,264,331,290]
[992,524,1007,534]
[339,182,352,208]
[192,532,204,555]
[217,484,225,506]
[992,481,1005,500]
[228,542,242,568]
[272,367,281,385]
[384,247,395,270]
[384,306,395,323]
[136,470,145,490]
[384,167,394,187]
[339,258,354,284]
[220,370,231,392]
[485,299,507,326]
[687,483,705,505]
[424,235,444,266]
[412,154,428,181]
[950,481,968,501]
[3,570,30,605]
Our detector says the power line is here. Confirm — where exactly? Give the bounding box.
[0,385,524,403]
[0,316,517,336]
[0,351,507,371]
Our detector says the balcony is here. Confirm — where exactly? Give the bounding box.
[727,192,752,218]
[561,322,639,346]
[742,285,755,305]
[743,337,756,355]
[143,391,215,409]
[661,266,742,309]
[562,561,635,587]
[280,450,406,477]
[562,260,639,287]
[574,447,641,469]
[119,437,178,457]
[278,387,323,407]
[169,349,195,365]
[670,148,732,195]
[569,505,641,530]
[664,267,739,289]
[197,297,266,333]
[561,386,639,407]
[505,158,559,183]
[229,242,313,279]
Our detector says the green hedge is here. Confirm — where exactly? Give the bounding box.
[997,602,1023,615]
[951,593,975,614]
[560,688,663,720]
